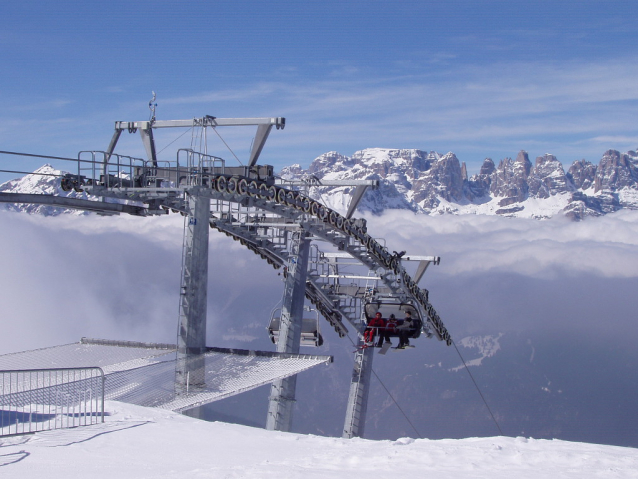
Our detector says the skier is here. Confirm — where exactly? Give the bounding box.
[377,313,397,347]
[364,312,385,346]
[396,310,414,349]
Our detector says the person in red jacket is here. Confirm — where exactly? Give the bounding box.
[377,313,397,347]
[364,312,385,346]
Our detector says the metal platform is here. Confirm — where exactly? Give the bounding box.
[0,338,332,413]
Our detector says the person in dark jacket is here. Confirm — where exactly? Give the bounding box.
[396,311,414,348]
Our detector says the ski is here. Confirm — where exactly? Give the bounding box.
[392,345,415,351]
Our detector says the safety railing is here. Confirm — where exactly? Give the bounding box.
[0,367,105,437]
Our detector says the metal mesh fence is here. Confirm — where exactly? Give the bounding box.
[0,368,104,437]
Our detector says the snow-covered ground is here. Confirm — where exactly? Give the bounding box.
[1,401,637,478]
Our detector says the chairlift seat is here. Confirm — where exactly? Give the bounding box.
[268,317,324,347]
[364,302,422,340]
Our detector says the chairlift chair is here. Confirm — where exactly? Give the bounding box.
[268,309,324,347]
[363,300,423,342]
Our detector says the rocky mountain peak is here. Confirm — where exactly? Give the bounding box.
[412,152,464,208]
[527,154,571,199]
[5,147,638,221]
[489,151,532,206]
[0,164,89,216]
[479,158,496,176]
[277,146,638,220]
[567,159,597,190]
[594,149,638,193]
[307,151,351,176]
[515,150,532,176]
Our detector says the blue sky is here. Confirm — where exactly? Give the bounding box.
[1,0,638,181]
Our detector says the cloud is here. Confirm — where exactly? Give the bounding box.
[364,210,638,340]
[369,209,638,278]
[0,213,183,354]
[0,211,282,356]
[2,207,638,356]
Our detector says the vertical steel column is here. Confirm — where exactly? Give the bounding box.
[266,231,311,432]
[343,336,375,438]
[176,189,210,391]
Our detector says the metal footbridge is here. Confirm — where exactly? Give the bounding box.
[0,113,452,439]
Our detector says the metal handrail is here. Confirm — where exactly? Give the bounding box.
[1,367,105,437]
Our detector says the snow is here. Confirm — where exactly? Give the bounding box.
[2,401,637,478]
[450,334,503,371]
[425,192,573,219]
[617,187,638,207]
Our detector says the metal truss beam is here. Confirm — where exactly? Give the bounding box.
[0,192,146,216]
[266,231,311,432]
[175,190,211,393]
[343,340,374,438]
[110,117,285,168]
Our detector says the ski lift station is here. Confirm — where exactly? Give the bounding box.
[0,101,452,439]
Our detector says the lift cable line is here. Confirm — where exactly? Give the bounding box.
[0,168,64,178]
[370,367,424,440]
[210,126,244,166]
[157,127,193,155]
[0,150,80,164]
[0,111,456,439]
[452,339,503,436]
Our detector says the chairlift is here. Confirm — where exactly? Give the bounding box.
[268,308,323,347]
[363,300,423,342]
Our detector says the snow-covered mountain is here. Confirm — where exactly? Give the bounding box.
[0,164,90,216]
[281,148,638,220]
[4,148,638,221]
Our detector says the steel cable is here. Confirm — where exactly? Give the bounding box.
[452,339,503,435]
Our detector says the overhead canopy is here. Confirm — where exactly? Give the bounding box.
[0,338,332,413]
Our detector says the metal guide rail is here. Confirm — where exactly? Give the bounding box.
[0,367,105,437]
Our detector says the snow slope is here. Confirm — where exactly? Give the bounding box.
[1,401,637,478]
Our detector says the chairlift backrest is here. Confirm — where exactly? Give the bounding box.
[268,317,323,347]
[364,302,420,322]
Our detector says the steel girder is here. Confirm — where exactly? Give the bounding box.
[80,176,452,346]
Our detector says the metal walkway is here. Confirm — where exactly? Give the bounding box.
[0,338,332,413]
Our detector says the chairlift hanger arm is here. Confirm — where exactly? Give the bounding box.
[347,185,369,219]
[113,117,285,131]
[279,179,379,187]
[322,252,440,263]
[108,116,285,169]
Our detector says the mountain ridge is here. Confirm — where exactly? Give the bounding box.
[281,148,638,220]
[3,148,638,221]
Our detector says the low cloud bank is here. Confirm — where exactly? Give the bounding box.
[1,209,637,355]
[367,210,638,339]
[0,212,282,355]
[371,209,638,278]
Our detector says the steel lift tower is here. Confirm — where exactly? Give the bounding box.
[0,108,453,438]
[265,231,311,431]
[103,114,287,395]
